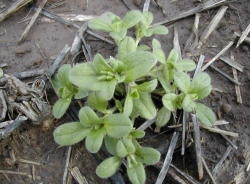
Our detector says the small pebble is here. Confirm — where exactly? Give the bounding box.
[221,103,232,114]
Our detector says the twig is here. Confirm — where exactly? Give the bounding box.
[0,89,7,121]
[13,69,45,79]
[86,30,114,44]
[220,56,244,72]
[213,120,229,126]
[197,6,228,48]
[19,0,48,42]
[210,65,241,85]
[232,68,242,103]
[137,118,156,131]
[193,55,205,77]
[0,0,33,23]
[153,0,227,26]
[18,158,42,166]
[173,26,182,59]
[70,167,89,184]
[202,41,234,71]
[79,24,92,62]
[71,23,87,56]
[220,134,238,150]
[0,170,32,178]
[47,44,70,77]
[63,146,72,184]
[234,32,250,45]
[184,13,200,53]
[212,146,232,176]
[155,132,179,184]
[192,114,203,180]
[121,0,131,10]
[181,111,187,155]
[143,0,151,12]
[170,164,201,184]
[168,168,188,184]
[201,157,217,184]
[32,165,36,181]
[236,24,250,48]
[201,125,239,137]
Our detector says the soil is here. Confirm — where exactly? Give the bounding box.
[0,0,250,184]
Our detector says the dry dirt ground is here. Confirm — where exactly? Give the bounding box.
[0,0,250,184]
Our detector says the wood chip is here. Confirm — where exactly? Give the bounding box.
[202,41,234,71]
[19,0,48,42]
[236,24,250,48]
[70,167,89,184]
[18,158,42,166]
[155,132,179,184]
[232,68,242,104]
[201,125,239,137]
[198,6,228,48]
[0,170,32,178]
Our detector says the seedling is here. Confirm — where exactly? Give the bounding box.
[52,10,216,184]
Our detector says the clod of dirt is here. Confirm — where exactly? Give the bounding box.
[15,44,32,56]
[221,103,232,114]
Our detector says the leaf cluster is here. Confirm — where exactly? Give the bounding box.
[52,10,216,184]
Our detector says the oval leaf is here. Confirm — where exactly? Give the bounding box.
[162,93,178,111]
[78,106,99,126]
[174,71,191,93]
[136,147,161,165]
[196,103,216,127]
[96,156,122,178]
[85,128,105,153]
[156,107,171,128]
[123,10,142,28]
[52,98,71,119]
[104,136,118,155]
[53,122,90,146]
[127,162,146,184]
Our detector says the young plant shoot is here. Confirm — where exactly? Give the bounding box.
[52,10,216,184]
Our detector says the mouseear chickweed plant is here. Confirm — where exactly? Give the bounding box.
[52,10,216,184]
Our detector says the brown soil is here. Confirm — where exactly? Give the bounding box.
[0,0,249,183]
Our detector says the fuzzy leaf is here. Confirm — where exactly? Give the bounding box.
[96,156,122,178]
[148,25,168,36]
[52,98,71,119]
[87,92,108,112]
[54,122,90,146]
[174,72,191,93]
[127,162,146,184]
[116,140,128,157]
[166,49,179,64]
[122,51,156,82]
[85,128,105,153]
[182,95,196,112]
[152,39,165,63]
[124,95,133,116]
[118,36,137,59]
[142,12,153,27]
[162,93,178,111]
[78,106,99,126]
[156,107,171,128]
[74,89,88,99]
[174,59,196,72]
[196,103,216,127]
[133,92,157,120]
[123,10,142,28]
[136,79,158,92]
[53,64,72,88]
[104,114,132,138]
[190,72,212,99]
[136,147,161,165]
[104,136,118,155]
[130,130,145,139]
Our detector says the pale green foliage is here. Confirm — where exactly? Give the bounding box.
[52,10,216,184]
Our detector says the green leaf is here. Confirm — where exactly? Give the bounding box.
[52,98,71,119]
[162,93,178,111]
[124,95,133,116]
[85,128,105,153]
[196,103,216,127]
[118,36,137,59]
[96,156,122,178]
[174,59,196,72]
[78,106,99,126]
[133,92,156,120]
[74,88,88,99]
[152,39,166,63]
[104,113,132,138]
[116,140,128,157]
[190,72,212,99]
[156,107,171,128]
[182,95,196,112]
[127,162,146,184]
[88,12,117,32]
[136,79,158,92]
[137,44,150,51]
[87,92,108,112]
[53,122,90,146]
[54,64,72,87]
[96,80,117,100]
[174,71,191,93]
[123,10,142,28]
[166,49,179,64]
[142,12,153,27]
[104,136,118,155]
[148,25,168,35]
[122,51,156,82]
[130,130,145,139]
[136,147,161,165]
